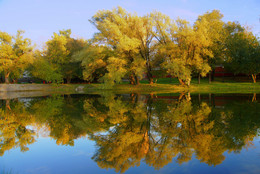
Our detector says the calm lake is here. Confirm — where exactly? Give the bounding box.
[0,93,260,174]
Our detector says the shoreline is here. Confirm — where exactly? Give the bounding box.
[0,83,260,94]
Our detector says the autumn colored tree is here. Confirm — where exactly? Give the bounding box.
[30,95,86,146]
[90,7,156,84]
[73,44,107,83]
[194,10,226,83]
[76,8,259,85]
[0,30,33,83]
[0,99,36,156]
[89,93,260,172]
[158,18,212,85]
[150,11,214,86]
[90,94,152,173]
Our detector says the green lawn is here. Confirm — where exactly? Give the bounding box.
[84,77,260,94]
[2,77,260,94]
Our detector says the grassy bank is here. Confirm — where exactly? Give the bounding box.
[86,77,260,94]
[1,78,260,94]
[110,82,260,94]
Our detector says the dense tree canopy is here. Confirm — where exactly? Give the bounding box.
[225,29,260,83]
[30,29,85,83]
[88,7,154,84]
[87,7,215,85]
[74,7,259,86]
[0,30,33,83]
[0,7,259,84]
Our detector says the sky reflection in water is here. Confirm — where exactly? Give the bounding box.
[0,93,260,174]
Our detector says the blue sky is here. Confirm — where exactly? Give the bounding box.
[0,0,259,48]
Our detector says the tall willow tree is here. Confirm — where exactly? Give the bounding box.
[151,10,229,85]
[83,8,235,86]
[152,13,212,86]
[0,30,33,83]
[194,10,226,83]
[90,7,156,84]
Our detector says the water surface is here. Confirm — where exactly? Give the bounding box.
[0,93,260,174]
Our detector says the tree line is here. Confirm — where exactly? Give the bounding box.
[0,7,260,85]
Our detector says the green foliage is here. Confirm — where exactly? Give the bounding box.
[64,36,86,82]
[29,29,85,83]
[30,51,63,83]
[225,30,260,82]
[100,57,128,87]
[73,44,110,82]
[46,32,69,64]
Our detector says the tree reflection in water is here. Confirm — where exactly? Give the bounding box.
[0,99,36,156]
[0,93,259,173]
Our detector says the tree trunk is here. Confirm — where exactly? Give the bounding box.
[209,72,211,84]
[212,94,215,107]
[67,94,73,104]
[209,93,212,105]
[130,74,136,85]
[12,79,17,83]
[252,74,256,83]
[178,93,185,101]
[212,69,215,81]
[6,99,11,111]
[147,71,153,84]
[185,93,191,101]
[198,74,200,84]
[146,61,153,84]
[67,78,71,84]
[130,93,135,103]
[5,72,10,84]
[146,94,153,146]
[135,75,140,85]
[252,93,256,102]
[178,78,185,86]
[149,78,153,84]
[187,79,190,86]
